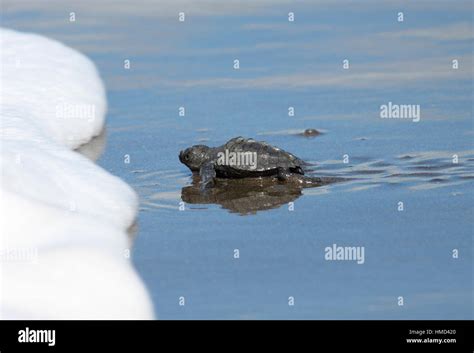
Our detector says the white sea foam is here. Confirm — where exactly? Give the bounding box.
[0,28,154,319]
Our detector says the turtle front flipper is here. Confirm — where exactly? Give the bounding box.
[199,161,217,190]
[277,167,292,181]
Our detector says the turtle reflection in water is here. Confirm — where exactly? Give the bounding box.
[181,174,336,215]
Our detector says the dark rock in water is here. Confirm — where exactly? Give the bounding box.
[399,155,415,160]
[429,178,448,183]
[302,128,320,137]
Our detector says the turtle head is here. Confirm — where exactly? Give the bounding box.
[179,145,211,171]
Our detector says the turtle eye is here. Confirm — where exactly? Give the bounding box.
[184,154,190,161]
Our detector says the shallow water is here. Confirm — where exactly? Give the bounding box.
[3,1,472,319]
[114,120,473,319]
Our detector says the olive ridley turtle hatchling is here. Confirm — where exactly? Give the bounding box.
[179,137,323,189]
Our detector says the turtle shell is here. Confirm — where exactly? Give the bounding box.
[213,137,305,177]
